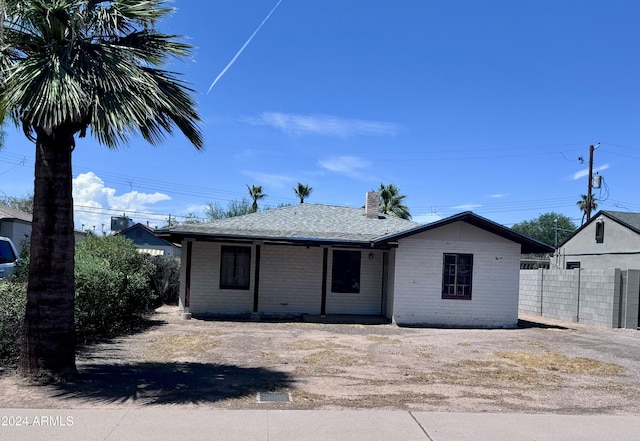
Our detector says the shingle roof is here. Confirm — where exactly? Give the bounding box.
[601,211,640,234]
[0,205,32,223]
[157,204,554,253]
[161,204,421,243]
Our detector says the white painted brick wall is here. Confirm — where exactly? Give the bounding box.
[181,242,387,317]
[392,234,521,328]
[326,249,385,315]
[386,249,397,318]
[185,241,254,315]
[258,245,323,315]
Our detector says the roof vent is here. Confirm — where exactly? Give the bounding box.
[365,192,380,219]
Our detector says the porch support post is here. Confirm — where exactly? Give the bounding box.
[181,240,193,319]
[253,244,261,313]
[321,247,328,316]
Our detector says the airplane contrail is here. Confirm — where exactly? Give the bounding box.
[207,0,284,94]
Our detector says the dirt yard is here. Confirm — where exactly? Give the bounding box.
[1,306,639,414]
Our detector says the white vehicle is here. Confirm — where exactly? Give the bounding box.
[0,236,19,278]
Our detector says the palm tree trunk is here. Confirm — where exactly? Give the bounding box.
[19,126,77,379]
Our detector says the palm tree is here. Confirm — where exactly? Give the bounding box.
[577,194,598,225]
[247,185,267,212]
[1,0,202,379]
[379,183,411,220]
[293,182,313,203]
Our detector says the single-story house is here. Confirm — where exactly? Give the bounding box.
[0,205,86,246]
[0,205,32,248]
[116,223,181,257]
[156,193,553,328]
[552,210,640,270]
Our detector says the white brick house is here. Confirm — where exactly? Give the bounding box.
[157,193,552,328]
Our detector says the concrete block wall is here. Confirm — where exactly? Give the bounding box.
[519,270,543,315]
[541,270,581,322]
[622,270,640,329]
[519,268,640,328]
[577,269,619,327]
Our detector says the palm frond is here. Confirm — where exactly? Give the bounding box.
[2,0,202,149]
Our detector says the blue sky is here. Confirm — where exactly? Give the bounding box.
[1,0,638,233]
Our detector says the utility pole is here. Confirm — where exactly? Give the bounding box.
[586,143,599,223]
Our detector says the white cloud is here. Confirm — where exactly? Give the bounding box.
[318,156,372,179]
[490,193,510,198]
[73,172,170,233]
[451,204,482,211]
[243,112,400,137]
[572,164,609,180]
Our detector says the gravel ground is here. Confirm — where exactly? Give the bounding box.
[1,306,639,414]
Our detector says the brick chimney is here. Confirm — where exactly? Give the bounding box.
[365,192,380,219]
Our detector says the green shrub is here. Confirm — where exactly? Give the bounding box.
[75,234,155,341]
[146,255,180,305]
[0,280,26,365]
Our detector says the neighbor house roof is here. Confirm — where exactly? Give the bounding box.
[558,210,640,247]
[0,205,32,223]
[156,204,554,253]
[116,222,180,248]
[600,211,640,234]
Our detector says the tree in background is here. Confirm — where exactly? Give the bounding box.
[205,198,253,220]
[247,185,267,213]
[512,212,577,249]
[293,183,313,203]
[379,183,411,220]
[0,194,33,214]
[1,0,202,380]
[576,194,598,226]
[181,213,203,225]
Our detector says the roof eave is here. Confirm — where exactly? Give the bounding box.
[155,229,388,248]
[374,211,554,254]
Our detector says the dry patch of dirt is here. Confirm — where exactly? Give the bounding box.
[495,351,624,376]
[144,333,223,362]
[0,307,639,414]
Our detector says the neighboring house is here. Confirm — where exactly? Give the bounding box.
[0,205,86,245]
[552,210,640,270]
[156,193,552,328]
[0,205,32,248]
[117,223,181,257]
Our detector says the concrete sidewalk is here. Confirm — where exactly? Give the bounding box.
[1,409,639,441]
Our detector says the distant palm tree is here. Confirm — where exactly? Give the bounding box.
[577,194,598,225]
[247,185,267,212]
[293,183,313,203]
[379,183,411,220]
[2,0,202,379]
